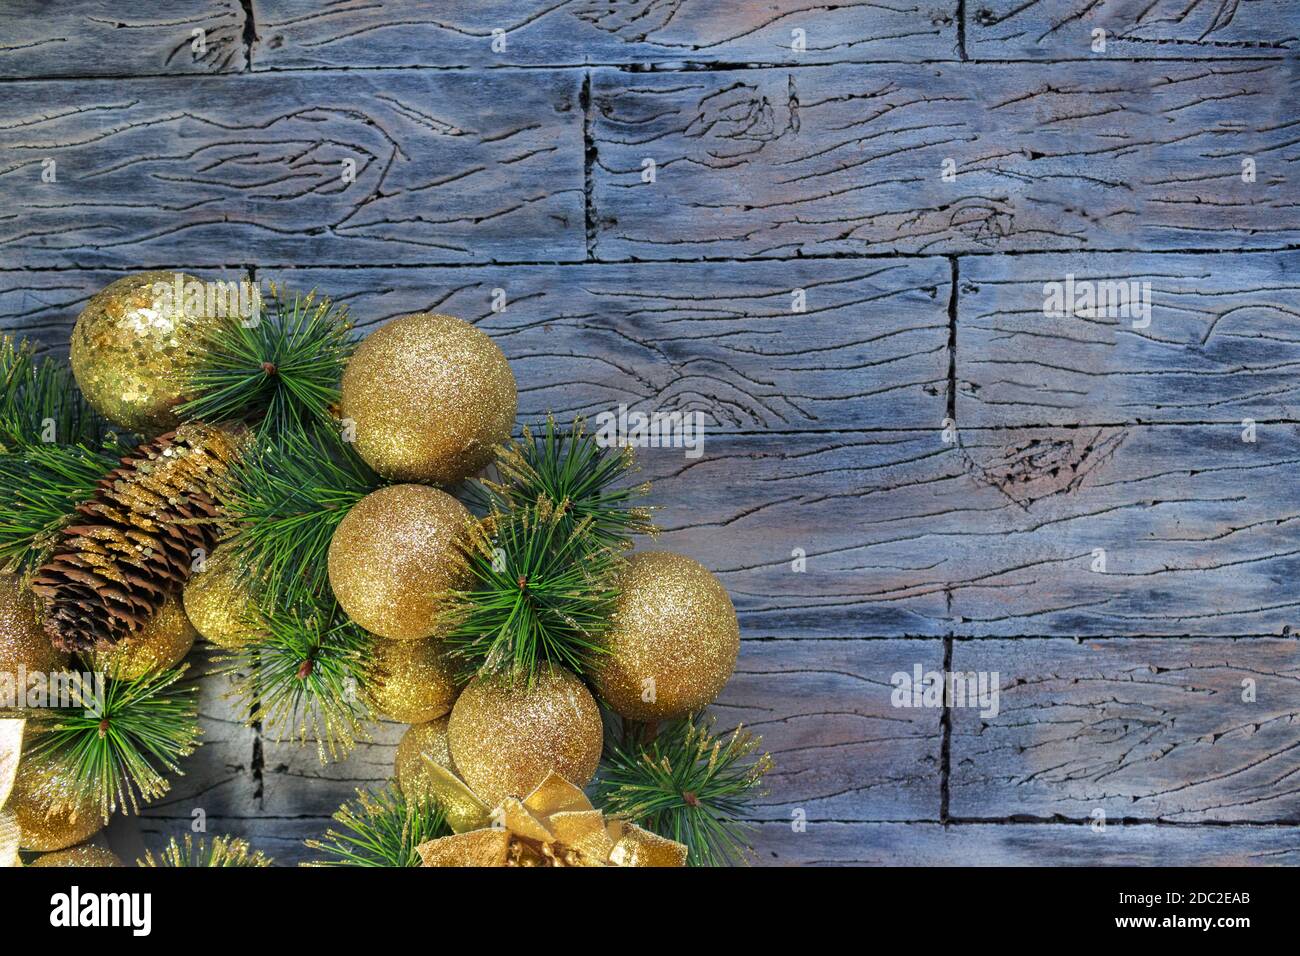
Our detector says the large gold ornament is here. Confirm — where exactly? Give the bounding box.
[7,758,102,852]
[30,844,123,867]
[416,771,686,867]
[448,665,602,807]
[339,313,516,485]
[395,717,454,799]
[328,484,471,641]
[70,271,220,432]
[182,544,259,649]
[367,639,459,723]
[96,593,195,680]
[0,574,68,678]
[590,551,739,721]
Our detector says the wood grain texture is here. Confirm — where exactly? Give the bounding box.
[0,0,248,78]
[251,0,959,69]
[274,260,951,431]
[254,638,942,864]
[951,638,1300,822]
[591,62,1300,259]
[0,71,584,268]
[957,251,1300,427]
[968,0,1300,59]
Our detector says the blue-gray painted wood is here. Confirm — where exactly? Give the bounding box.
[957,250,1300,427]
[968,0,1299,59]
[950,638,1300,822]
[0,71,585,268]
[0,0,248,77]
[250,0,960,69]
[591,62,1300,259]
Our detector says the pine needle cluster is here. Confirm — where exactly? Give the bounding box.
[138,834,273,867]
[23,665,201,820]
[176,284,354,436]
[304,784,451,867]
[595,716,772,867]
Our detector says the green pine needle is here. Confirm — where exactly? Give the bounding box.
[479,416,656,551]
[176,284,354,436]
[595,716,773,867]
[23,666,201,821]
[222,600,374,763]
[224,420,382,612]
[0,335,113,451]
[304,784,451,867]
[443,498,620,681]
[138,834,273,867]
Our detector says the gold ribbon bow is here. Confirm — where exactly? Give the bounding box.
[415,761,686,868]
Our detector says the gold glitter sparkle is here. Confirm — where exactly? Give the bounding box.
[183,544,260,649]
[0,574,68,676]
[30,844,123,867]
[95,592,195,681]
[8,758,102,852]
[367,638,460,724]
[448,665,602,808]
[327,484,472,641]
[395,716,455,798]
[70,271,220,433]
[590,551,739,721]
[339,312,517,485]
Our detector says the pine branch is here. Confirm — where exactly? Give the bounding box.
[477,416,655,552]
[0,335,114,451]
[224,419,382,612]
[176,284,354,436]
[443,498,619,682]
[221,599,374,763]
[595,715,773,867]
[23,665,201,821]
[138,834,273,867]
[304,784,451,867]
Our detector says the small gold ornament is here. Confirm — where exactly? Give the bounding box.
[328,484,471,641]
[183,544,259,649]
[95,593,196,681]
[395,717,454,799]
[416,771,687,867]
[339,313,516,484]
[448,665,602,807]
[7,758,102,852]
[70,271,220,432]
[30,844,123,867]
[0,574,68,677]
[590,551,739,721]
[367,638,459,724]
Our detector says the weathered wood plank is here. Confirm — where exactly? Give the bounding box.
[968,0,1299,59]
[128,817,1300,865]
[591,62,1300,259]
[957,251,1300,427]
[0,1,248,78]
[951,638,1300,822]
[0,71,584,268]
[251,0,959,69]
[276,260,951,431]
[259,639,945,826]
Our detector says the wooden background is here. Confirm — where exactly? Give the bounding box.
[2,0,1299,865]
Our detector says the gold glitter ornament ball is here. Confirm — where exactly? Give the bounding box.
[30,844,123,867]
[590,551,739,722]
[339,313,517,484]
[0,574,68,677]
[95,593,196,681]
[328,484,472,641]
[395,717,455,799]
[448,665,602,807]
[183,544,259,649]
[368,638,459,723]
[70,271,220,432]
[8,761,102,852]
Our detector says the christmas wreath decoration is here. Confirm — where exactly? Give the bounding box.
[0,271,770,867]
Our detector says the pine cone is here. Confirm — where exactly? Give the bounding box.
[30,423,243,653]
